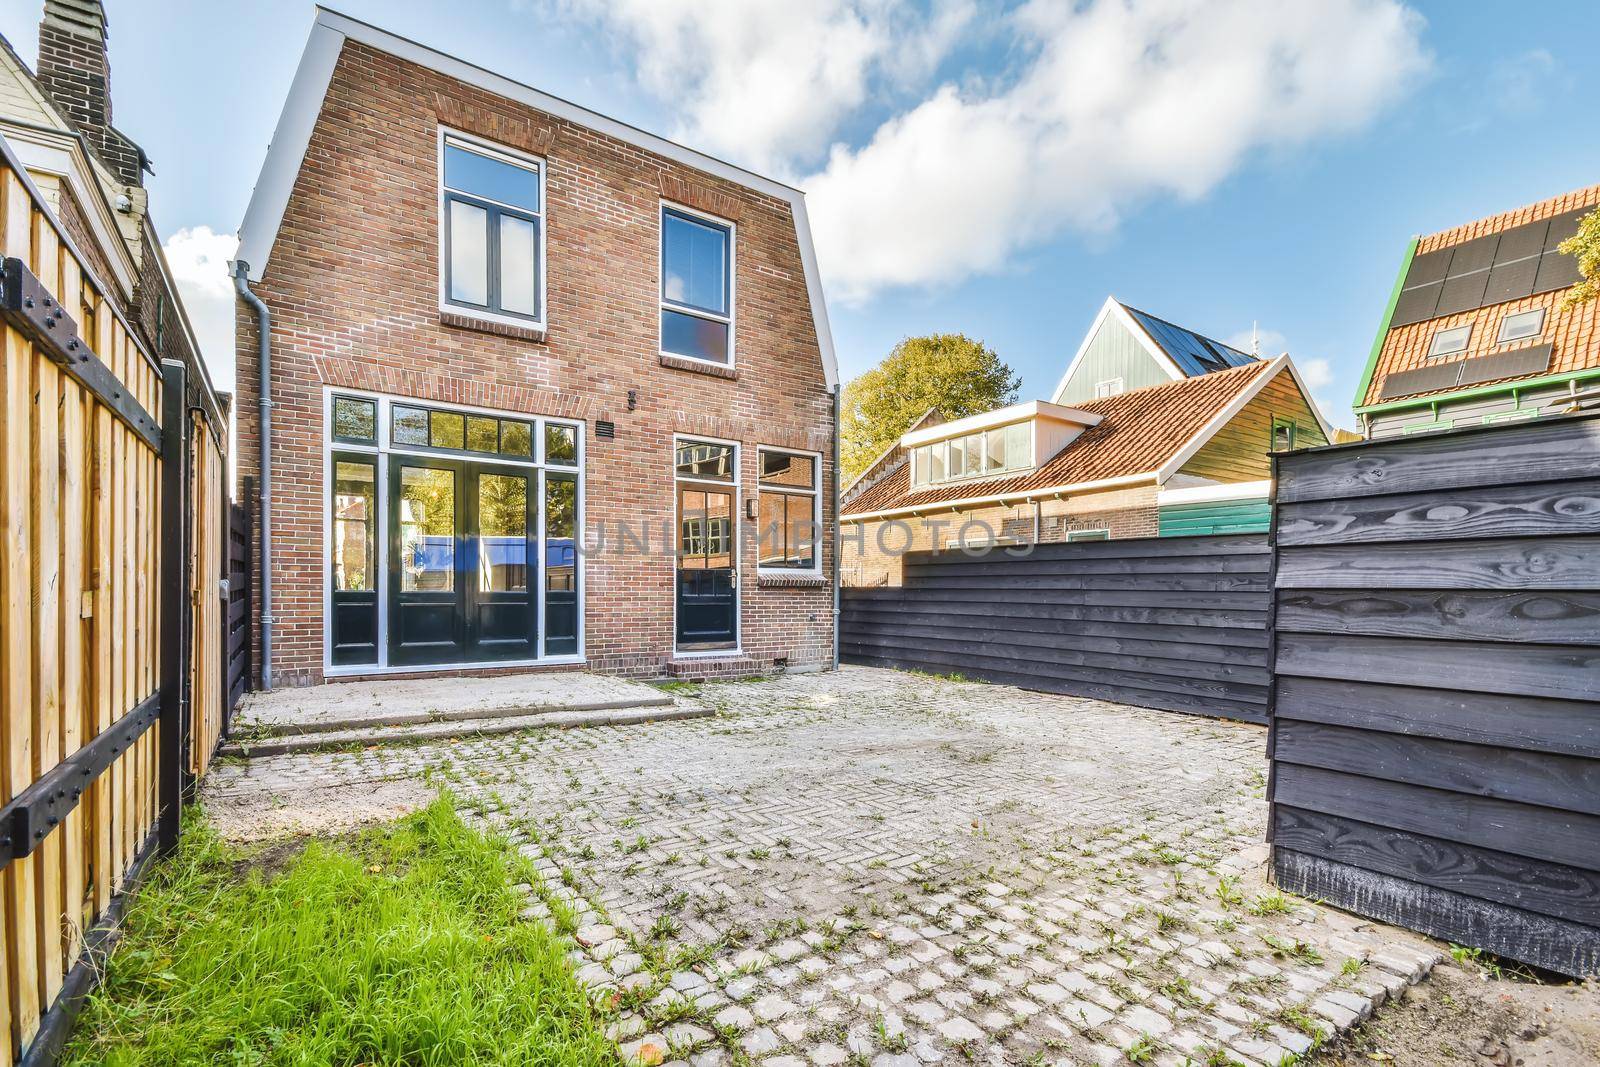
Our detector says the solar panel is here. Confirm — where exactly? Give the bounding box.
[1390,283,1442,327]
[1455,343,1552,386]
[1494,220,1549,262]
[1445,234,1499,276]
[1376,361,1464,400]
[1436,271,1490,316]
[1403,248,1454,288]
[1544,208,1586,251]
[1534,249,1583,293]
[1483,256,1539,304]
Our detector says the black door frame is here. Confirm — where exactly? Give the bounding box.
[674,453,740,652]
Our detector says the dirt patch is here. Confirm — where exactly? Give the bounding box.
[1322,961,1600,1066]
[205,777,434,844]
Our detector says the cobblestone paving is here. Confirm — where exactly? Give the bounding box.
[203,667,1442,1066]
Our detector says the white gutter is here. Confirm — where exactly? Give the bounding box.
[840,472,1158,522]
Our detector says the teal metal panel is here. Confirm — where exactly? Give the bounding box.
[1159,500,1271,537]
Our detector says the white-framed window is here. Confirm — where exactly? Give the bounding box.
[660,202,734,365]
[1094,377,1125,398]
[439,129,545,328]
[756,447,821,573]
[1065,529,1109,542]
[1427,324,1471,358]
[909,423,1032,489]
[1497,307,1546,345]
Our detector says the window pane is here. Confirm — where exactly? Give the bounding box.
[985,429,1005,472]
[757,493,787,567]
[963,435,982,477]
[500,420,532,456]
[448,199,489,306]
[332,396,376,443]
[478,473,528,592]
[676,439,734,481]
[543,472,579,653]
[661,309,730,364]
[760,450,814,489]
[1004,423,1030,469]
[333,461,375,591]
[431,410,465,450]
[545,423,578,465]
[444,143,540,213]
[911,445,927,486]
[928,442,945,481]
[398,467,455,592]
[790,494,816,569]
[946,437,965,478]
[499,214,540,317]
[661,210,728,314]
[1428,324,1471,357]
[1498,308,1544,342]
[393,405,429,446]
[466,415,499,453]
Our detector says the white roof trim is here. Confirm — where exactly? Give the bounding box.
[841,472,1156,522]
[900,400,1099,447]
[235,6,838,387]
[3,124,136,298]
[1050,296,1184,404]
[1275,352,1336,442]
[1157,479,1270,506]
[1156,355,1295,484]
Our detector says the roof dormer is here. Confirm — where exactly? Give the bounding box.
[902,401,1101,490]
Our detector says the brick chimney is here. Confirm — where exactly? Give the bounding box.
[36,0,148,186]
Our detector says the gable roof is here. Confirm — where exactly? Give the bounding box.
[845,358,1285,518]
[1050,296,1256,404]
[236,6,838,388]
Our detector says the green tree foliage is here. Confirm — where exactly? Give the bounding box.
[841,334,1019,483]
[1559,206,1600,309]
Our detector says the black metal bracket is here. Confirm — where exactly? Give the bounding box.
[0,257,162,452]
[0,693,159,872]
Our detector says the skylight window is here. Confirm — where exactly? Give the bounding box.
[1496,308,1545,344]
[1426,324,1471,358]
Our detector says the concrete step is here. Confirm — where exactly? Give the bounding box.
[264,693,674,737]
[219,702,708,758]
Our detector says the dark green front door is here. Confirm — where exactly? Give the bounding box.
[389,457,536,666]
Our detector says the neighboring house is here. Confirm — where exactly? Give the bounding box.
[842,351,1330,586]
[1051,296,1260,405]
[0,0,221,414]
[1356,184,1598,438]
[234,9,837,686]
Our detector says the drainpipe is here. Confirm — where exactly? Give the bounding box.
[831,384,841,671]
[233,261,273,690]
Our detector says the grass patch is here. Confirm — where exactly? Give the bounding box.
[66,795,615,1066]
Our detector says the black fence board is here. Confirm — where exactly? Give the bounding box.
[1269,417,1600,975]
[842,534,1271,723]
[1273,807,1600,928]
[1274,677,1600,759]
[1273,589,1600,645]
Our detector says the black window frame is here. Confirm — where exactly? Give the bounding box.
[441,134,545,325]
[331,394,378,445]
[756,447,820,573]
[659,204,734,365]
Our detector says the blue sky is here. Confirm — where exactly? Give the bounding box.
[4,1,1597,428]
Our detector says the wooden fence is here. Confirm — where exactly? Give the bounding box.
[841,534,1272,723]
[1267,413,1600,976]
[225,481,253,725]
[0,134,228,1062]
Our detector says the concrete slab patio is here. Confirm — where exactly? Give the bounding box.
[203,666,1442,1066]
[222,671,697,755]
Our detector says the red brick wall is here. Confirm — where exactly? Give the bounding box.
[235,41,835,686]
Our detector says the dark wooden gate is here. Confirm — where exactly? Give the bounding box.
[1267,413,1600,976]
[225,477,254,727]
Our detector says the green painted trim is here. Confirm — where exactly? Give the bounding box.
[1355,366,1600,415]
[1352,237,1418,411]
[1480,407,1540,424]
[1402,418,1455,434]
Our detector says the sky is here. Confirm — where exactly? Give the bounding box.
[4,1,1598,430]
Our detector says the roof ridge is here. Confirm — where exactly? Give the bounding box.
[1118,301,1253,360]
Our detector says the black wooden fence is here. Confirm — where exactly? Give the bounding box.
[225,478,255,727]
[841,534,1272,722]
[1267,413,1600,976]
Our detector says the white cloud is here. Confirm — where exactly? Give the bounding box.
[547,0,974,173]
[162,225,238,389]
[1298,357,1335,392]
[803,0,1429,301]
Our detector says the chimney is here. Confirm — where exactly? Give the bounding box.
[36,0,147,186]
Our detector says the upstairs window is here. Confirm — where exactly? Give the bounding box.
[441,133,544,324]
[1094,377,1125,398]
[1270,416,1298,452]
[661,205,733,364]
[1426,324,1471,358]
[1497,307,1545,344]
[910,423,1032,488]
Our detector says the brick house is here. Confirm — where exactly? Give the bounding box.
[841,303,1329,586]
[1355,183,1598,437]
[234,9,838,687]
[0,0,222,417]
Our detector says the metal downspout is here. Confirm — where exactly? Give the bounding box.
[831,384,842,671]
[232,261,273,690]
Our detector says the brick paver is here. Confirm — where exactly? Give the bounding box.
[203,666,1440,1066]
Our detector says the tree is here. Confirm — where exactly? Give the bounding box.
[841,334,1020,484]
[1559,206,1600,309]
